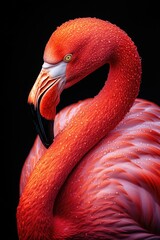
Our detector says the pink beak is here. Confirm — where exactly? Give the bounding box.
[28,61,67,148]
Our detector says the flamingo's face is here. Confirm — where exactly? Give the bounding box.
[28,59,69,147]
[28,18,113,147]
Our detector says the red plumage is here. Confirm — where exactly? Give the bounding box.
[17,18,160,239]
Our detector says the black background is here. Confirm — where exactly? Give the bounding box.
[9,1,159,239]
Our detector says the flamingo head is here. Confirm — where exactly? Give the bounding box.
[27,17,136,147]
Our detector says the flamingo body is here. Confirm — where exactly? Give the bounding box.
[20,98,160,239]
[17,17,160,239]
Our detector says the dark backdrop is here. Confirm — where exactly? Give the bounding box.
[9,1,159,239]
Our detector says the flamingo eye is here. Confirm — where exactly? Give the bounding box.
[63,54,72,62]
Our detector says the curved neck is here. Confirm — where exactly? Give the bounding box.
[17,39,141,239]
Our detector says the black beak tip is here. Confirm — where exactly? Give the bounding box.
[29,104,54,148]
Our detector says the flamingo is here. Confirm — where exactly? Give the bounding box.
[17,17,160,239]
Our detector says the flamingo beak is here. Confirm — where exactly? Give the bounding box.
[29,102,54,148]
[28,61,67,148]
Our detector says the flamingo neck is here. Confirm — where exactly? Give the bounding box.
[17,36,141,239]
